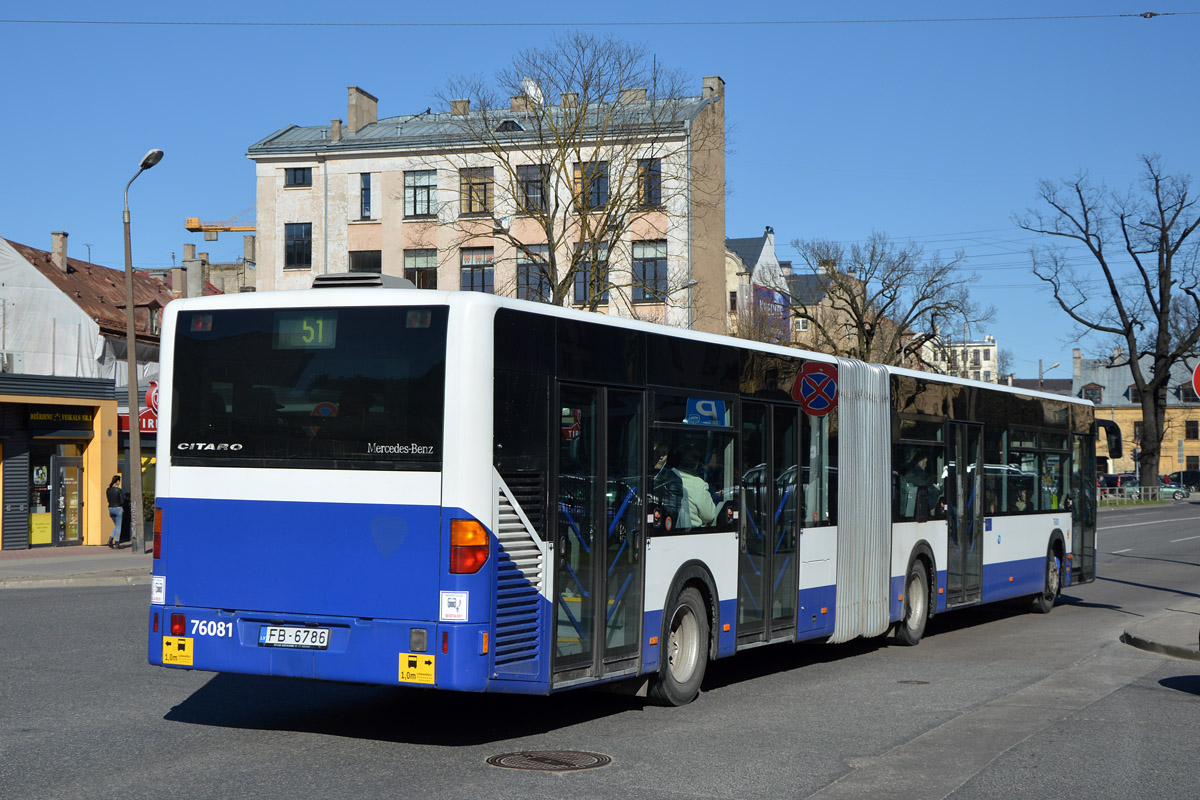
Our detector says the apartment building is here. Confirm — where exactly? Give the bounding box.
[927,334,999,383]
[248,78,727,332]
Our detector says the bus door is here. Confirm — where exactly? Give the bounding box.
[553,385,644,681]
[737,402,799,643]
[945,422,983,606]
[1072,433,1096,582]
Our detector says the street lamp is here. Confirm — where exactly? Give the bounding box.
[123,148,163,554]
[1038,359,1060,390]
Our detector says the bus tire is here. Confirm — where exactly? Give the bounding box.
[895,559,930,646]
[1032,544,1061,614]
[648,586,710,706]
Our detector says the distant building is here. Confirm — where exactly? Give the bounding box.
[927,334,999,383]
[1072,347,1200,475]
[248,78,727,332]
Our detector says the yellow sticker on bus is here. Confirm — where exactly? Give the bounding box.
[162,636,194,666]
[398,652,435,685]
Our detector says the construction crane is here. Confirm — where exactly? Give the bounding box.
[185,207,256,240]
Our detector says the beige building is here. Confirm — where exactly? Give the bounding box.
[926,334,1000,383]
[248,78,727,332]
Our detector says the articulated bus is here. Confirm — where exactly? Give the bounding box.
[148,279,1118,705]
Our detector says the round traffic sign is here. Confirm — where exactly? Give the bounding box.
[792,362,838,417]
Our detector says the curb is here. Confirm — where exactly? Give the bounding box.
[1120,630,1200,662]
[0,570,152,590]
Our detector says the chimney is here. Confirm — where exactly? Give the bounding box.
[170,266,185,297]
[1073,347,1083,380]
[51,231,68,272]
[620,87,647,104]
[198,252,209,265]
[347,86,378,133]
[244,235,256,265]
[451,98,470,116]
[183,243,196,261]
[510,96,528,113]
[702,75,724,100]
[560,92,578,108]
[330,119,342,143]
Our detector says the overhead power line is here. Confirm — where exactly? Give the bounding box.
[0,12,1196,28]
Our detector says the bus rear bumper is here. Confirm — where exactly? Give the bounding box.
[147,606,491,692]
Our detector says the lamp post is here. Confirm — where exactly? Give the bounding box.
[123,148,163,554]
[1038,359,1060,391]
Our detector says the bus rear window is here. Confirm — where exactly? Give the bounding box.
[171,305,448,470]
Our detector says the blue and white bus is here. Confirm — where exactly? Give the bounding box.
[148,278,1116,705]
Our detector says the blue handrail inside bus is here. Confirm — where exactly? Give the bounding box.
[558,503,591,554]
[557,595,588,643]
[606,572,634,625]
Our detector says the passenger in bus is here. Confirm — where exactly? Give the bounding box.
[1014,487,1030,512]
[673,446,718,529]
[902,454,935,522]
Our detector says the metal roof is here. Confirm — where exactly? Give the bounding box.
[2,238,176,343]
[247,96,712,157]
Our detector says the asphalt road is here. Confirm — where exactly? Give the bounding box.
[2,503,1198,799]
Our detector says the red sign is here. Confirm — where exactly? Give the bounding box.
[792,362,838,417]
[146,381,159,416]
[118,407,158,435]
[1193,362,1200,401]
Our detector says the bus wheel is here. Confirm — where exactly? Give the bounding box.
[1032,546,1061,614]
[649,587,709,706]
[895,560,929,646]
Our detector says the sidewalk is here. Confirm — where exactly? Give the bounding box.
[1120,599,1200,661]
[0,543,153,589]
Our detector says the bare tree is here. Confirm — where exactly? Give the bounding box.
[432,32,722,319]
[1016,155,1200,485]
[786,231,993,367]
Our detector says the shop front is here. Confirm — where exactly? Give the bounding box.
[1,376,119,550]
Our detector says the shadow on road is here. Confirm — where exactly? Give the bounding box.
[1159,675,1200,695]
[1097,575,1200,600]
[165,674,643,744]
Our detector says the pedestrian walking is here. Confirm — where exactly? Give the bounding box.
[106,475,124,548]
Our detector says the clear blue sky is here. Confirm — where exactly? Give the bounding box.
[2,2,1196,379]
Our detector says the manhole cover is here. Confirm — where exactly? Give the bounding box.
[486,750,612,772]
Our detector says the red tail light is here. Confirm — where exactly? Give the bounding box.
[153,507,163,559]
[449,519,489,574]
[170,613,186,636]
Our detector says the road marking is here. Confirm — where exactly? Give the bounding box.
[1111,548,1131,553]
[1099,516,1200,531]
[1169,535,1200,543]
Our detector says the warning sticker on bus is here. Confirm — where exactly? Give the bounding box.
[162,636,194,666]
[398,652,435,685]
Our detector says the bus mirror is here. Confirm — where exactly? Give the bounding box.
[1094,419,1123,460]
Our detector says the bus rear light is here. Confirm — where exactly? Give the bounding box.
[152,614,159,633]
[170,614,186,636]
[442,632,449,654]
[450,519,489,574]
[153,508,163,559]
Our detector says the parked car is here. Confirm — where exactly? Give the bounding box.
[1166,470,1200,492]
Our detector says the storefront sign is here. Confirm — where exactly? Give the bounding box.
[27,407,94,429]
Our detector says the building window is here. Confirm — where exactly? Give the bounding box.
[573,161,609,212]
[632,240,668,302]
[516,244,551,302]
[573,242,609,304]
[459,168,494,216]
[972,349,981,367]
[638,158,662,207]
[982,348,991,362]
[460,248,494,293]
[797,318,809,332]
[983,371,991,382]
[1189,455,1199,471]
[1128,385,1142,404]
[729,291,737,313]
[517,164,549,214]
[404,170,437,217]
[348,250,381,273]
[285,167,312,187]
[284,223,312,269]
[1082,384,1102,404]
[1187,420,1199,440]
[972,370,981,381]
[360,173,371,219]
[1181,383,1200,403]
[404,249,437,289]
